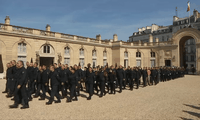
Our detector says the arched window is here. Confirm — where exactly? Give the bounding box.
[64,47,70,65]
[136,51,141,67]
[18,42,27,67]
[136,52,141,57]
[124,51,128,68]
[92,49,97,68]
[151,52,155,57]
[150,52,156,67]
[43,45,50,53]
[79,48,84,56]
[64,47,70,56]
[124,51,128,58]
[18,43,26,53]
[103,50,107,66]
[92,49,97,57]
[103,50,107,57]
[79,48,84,69]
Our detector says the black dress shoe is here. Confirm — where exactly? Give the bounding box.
[20,105,29,109]
[9,104,19,108]
[39,97,45,100]
[67,99,72,103]
[55,100,61,103]
[33,95,39,98]
[99,95,103,98]
[11,98,15,101]
[46,101,52,105]
[6,94,12,98]
[87,97,91,100]
[2,91,7,93]
[73,98,78,101]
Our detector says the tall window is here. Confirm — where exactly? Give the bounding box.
[162,36,164,41]
[191,55,195,62]
[64,47,70,56]
[18,43,26,53]
[136,52,141,57]
[79,58,84,69]
[151,52,155,57]
[79,48,84,56]
[103,50,107,57]
[64,58,70,65]
[64,47,70,65]
[92,49,97,57]
[79,48,84,69]
[92,49,97,68]
[150,52,156,67]
[103,50,107,66]
[124,51,128,68]
[18,42,27,67]
[43,45,50,53]
[136,51,141,67]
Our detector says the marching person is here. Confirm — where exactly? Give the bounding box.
[9,60,29,109]
[86,67,94,100]
[46,65,61,105]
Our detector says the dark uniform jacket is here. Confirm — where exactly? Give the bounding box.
[49,71,60,86]
[13,67,27,86]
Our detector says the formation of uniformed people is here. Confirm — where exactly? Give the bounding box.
[2,60,186,109]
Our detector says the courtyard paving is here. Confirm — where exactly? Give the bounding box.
[0,75,200,120]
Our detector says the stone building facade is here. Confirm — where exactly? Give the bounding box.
[0,13,200,77]
[128,9,200,69]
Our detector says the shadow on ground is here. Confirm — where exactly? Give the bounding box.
[180,104,200,119]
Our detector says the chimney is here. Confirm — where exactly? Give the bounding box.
[149,34,153,42]
[113,34,118,41]
[96,34,101,41]
[46,24,51,31]
[5,16,10,25]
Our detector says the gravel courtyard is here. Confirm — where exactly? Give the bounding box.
[0,75,200,120]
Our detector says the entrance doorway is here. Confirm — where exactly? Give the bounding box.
[179,36,196,69]
[40,57,54,68]
[165,60,171,67]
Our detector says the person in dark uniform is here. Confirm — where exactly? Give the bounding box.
[98,68,105,97]
[33,66,43,98]
[46,65,61,105]
[116,65,124,93]
[129,67,135,90]
[32,62,39,94]
[7,60,17,98]
[3,63,12,95]
[9,60,29,109]
[59,64,68,99]
[67,68,78,102]
[86,67,94,100]
[122,67,127,89]
[135,68,141,89]
[141,67,147,87]
[39,65,50,100]
[93,70,99,94]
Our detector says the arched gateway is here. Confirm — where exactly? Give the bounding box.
[172,28,200,74]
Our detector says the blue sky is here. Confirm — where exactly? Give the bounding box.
[0,0,200,41]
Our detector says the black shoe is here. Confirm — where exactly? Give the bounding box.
[74,98,78,101]
[55,100,61,103]
[39,97,45,100]
[6,94,12,98]
[9,104,19,108]
[28,98,33,101]
[33,95,38,98]
[20,104,29,109]
[119,91,122,93]
[99,95,103,98]
[2,91,7,93]
[46,101,52,105]
[11,98,15,101]
[60,96,65,99]
[67,99,72,103]
[87,96,91,100]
